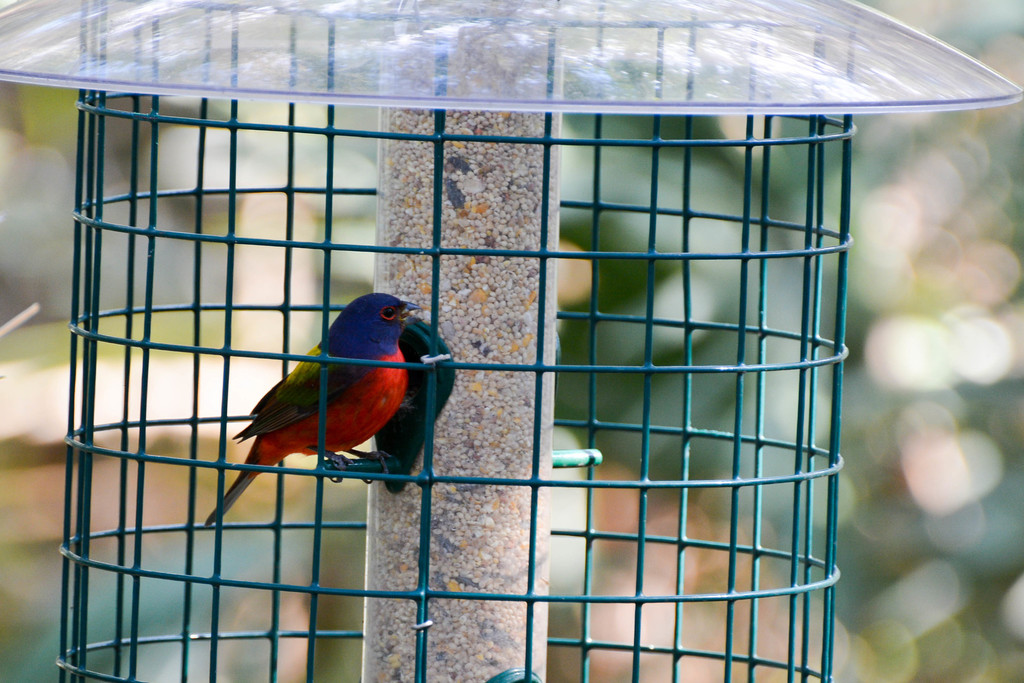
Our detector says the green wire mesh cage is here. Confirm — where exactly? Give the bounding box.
[61,91,850,682]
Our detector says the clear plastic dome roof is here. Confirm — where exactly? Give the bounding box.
[0,0,1018,114]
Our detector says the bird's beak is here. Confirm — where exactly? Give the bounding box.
[399,301,422,324]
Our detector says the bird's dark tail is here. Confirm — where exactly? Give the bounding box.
[204,441,262,527]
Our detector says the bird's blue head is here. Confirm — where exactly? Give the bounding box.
[328,293,420,359]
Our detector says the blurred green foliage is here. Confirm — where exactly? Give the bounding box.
[1,1,1023,681]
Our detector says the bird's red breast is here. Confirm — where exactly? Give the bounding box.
[253,349,408,467]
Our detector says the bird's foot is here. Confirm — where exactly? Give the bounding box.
[322,449,354,482]
[346,448,391,475]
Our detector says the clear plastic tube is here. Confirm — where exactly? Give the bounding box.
[367,104,558,681]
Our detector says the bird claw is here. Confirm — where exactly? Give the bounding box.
[323,448,392,483]
[323,449,354,472]
[345,448,392,483]
[350,449,391,475]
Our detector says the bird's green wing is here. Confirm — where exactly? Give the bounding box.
[234,344,371,441]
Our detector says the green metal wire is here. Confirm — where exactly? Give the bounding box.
[59,90,851,682]
[672,112,694,683]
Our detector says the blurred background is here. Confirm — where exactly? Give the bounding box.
[1,1,1023,681]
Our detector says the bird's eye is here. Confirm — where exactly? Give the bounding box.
[380,306,397,321]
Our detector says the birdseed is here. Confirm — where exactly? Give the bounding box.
[364,105,558,682]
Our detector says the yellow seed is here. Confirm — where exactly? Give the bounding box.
[470,382,483,392]
[469,288,489,304]
[448,580,461,592]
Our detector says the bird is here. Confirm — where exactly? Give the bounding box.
[204,293,420,526]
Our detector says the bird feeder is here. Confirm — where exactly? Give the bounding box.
[0,0,1017,681]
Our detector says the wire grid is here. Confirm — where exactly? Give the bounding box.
[59,90,851,682]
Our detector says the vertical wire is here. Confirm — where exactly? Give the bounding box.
[672,114,695,682]
[209,97,241,682]
[785,116,821,682]
[86,89,124,681]
[748,114,776,682]
[61,89,91,683]
[524,111,556,677]
[413,107,448,682]
[182,96,209,682]
[581,112,603,681]
[800,116,829,680]
[89,106,109,669]
[725,115,757,683]
[820,115,853,681]
[74,86,103,681]
[409,37,450,682]
[127,92,161,682]
[307,99,337,683]
[632,113,662,681]
[114,92,140,679]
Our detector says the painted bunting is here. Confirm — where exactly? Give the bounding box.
[204,293,420,526]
